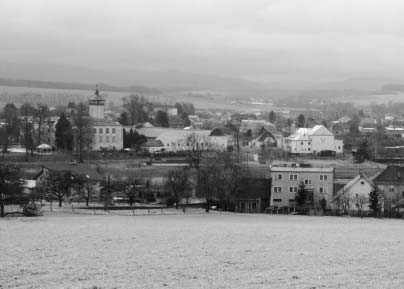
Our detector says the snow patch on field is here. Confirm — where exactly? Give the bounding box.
[1,214,404,289]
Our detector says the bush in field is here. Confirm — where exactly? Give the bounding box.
[23,203,43,217]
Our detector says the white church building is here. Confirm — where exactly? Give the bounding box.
[89,89,123,151]
[282,125,343,154]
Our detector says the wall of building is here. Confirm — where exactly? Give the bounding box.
[91,126,123,150]
[271,168,334,208]
[310,135,335,154]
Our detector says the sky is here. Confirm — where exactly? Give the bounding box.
[1,0,404,84]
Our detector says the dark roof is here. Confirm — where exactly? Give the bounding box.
[37,163,103,180]
[333,183,346,196]
[373,166,404,183]
[91,118,121,126]
[209,127,226,136]
[255,129,276,142]
[142,139,165,147]
[234,178,270,199]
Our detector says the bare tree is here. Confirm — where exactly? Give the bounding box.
[186,132,208,169]
[165,168,192,210]
[44,170,75,207]
[197,151,249,212]
[226,117,242,155]
[35,104,50,145]
[0,164,23,217]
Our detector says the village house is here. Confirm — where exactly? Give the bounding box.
[331,173,379,215]
[234,178,271,213]
[373,166,404,212]
[270,164,334,209]
[282,125,343,154]
[240,119,276,136]
[34,163,103,202]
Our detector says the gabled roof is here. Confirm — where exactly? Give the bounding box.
[308,125,333,136]
[373,166,404,184]
[142,139,165,148]
[209,127,227,136]
[332,173,376,203]
[254,129,276,143]
[35,163,103,180]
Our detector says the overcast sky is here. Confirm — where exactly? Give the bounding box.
[1,0,404,84]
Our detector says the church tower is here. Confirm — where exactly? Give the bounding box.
[88,87,105,119]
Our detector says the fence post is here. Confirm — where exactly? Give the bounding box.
[148,209,150,215]
[132,208,135,216]
[71,204,74,213]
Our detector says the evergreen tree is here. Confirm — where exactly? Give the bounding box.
[269,110,276,123]
[295,182,308,209]
[72,103,91,162]
[0,164,23,217]
[55,113,73,151]
[296,114,305,128]
[155,110,169,127]
[355,139,370,163]
[368,187,382,216]
[118,111,130,126]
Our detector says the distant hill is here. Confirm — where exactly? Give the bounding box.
[381,83,404,93]
[0,61,269,94]
[0,78,161,94]
[314,77,400,91]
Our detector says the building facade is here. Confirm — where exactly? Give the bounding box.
[270,164,334,209]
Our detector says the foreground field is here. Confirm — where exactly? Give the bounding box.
[1,214,404,289]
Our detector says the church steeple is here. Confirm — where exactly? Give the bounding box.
[89,86,105,119]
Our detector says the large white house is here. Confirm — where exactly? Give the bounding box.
[282,125,343,154]
[89,89,123,151]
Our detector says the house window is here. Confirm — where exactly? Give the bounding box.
[319,187,328,194]
[301,142,303,145]
[92,128,96,134]
[304,179,312,185]
[112,137,116,143]
[99,128,103,134]
[289,187,298,193]
[389,186,395,193]
[106,136,110,143]
[273,187,282,193]
[274,174,282,180]
[112,128,116,134]
[289,174,298,181]
[250,202,257,209]
[106,128,109,134]
[273,199,282,202]
[98,136,103,143]
[308,142,311,145]
[320,174,328,181]
[361,181,365,185]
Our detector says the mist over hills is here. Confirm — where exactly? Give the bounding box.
[0,61,269,94]
[0,61,402,102]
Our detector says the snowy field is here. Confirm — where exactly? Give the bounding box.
[1,213,404,289]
